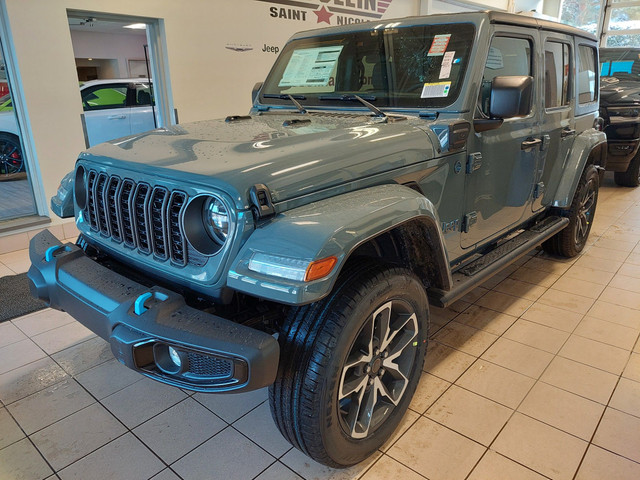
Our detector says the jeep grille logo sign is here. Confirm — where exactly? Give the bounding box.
[263,0,394,25]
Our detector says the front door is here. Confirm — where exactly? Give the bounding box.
[81,83,131,146]
[462,31,540,249]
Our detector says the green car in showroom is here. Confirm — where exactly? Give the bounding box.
[30,12,605,467]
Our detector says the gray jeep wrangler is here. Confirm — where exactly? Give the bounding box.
[29,12,606,467]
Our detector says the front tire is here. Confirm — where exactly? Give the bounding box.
[269,261,429,467]
[543,164,599,257]
[614,151,640,188]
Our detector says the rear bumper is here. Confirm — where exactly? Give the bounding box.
[27,229,279,393]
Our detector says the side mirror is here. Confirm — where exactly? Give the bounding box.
[252,82,263,104]
[489,75,533,119]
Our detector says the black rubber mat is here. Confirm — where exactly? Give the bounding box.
[0,272,47,322]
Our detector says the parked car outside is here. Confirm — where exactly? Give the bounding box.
[30,12,605,467]
[599,47,640,187]
[0,78,155,176]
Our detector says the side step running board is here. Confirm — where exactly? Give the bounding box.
[428,216,569,308]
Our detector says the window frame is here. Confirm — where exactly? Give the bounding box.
[476,32,536,120]
[576,43,599,109]
[543,39,572,112]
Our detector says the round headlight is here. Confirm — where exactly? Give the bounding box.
[203,196,230,244]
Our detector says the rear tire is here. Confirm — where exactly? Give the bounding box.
[542,165,599,257]
[269,261,429,467]
[614,151,640,187]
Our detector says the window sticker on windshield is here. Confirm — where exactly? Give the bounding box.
[486,47,504,70]
[427,34,451,56]
[421,82,451,98]
[278,46,344,87]
[439,51,456,79]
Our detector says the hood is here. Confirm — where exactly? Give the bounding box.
[600,78,640,106]
[80,112,437,209]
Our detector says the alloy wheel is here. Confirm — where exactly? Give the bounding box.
[575,177,597,246]
[338,300,419,439]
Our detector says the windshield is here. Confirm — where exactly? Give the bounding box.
[600,49,640,82]
[260,23,475,110]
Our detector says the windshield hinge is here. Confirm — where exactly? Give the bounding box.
[256,105,270,112]
[249,184,276,221]
[419,111,438,120]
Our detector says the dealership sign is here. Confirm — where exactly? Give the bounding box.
[260,0,393,25]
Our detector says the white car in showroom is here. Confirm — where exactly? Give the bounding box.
[0,78,155,176]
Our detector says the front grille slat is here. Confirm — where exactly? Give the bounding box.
[82,169,194,266]
[96,173,109,236]
[134,183,152,254]
[168,192,188,266]
[106,176,122,242]
[150,187,169,260]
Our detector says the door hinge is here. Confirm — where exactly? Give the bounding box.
[462,211,478,233]
[466,153,482,174]
[534,182,545,199]
[541,134,551,152]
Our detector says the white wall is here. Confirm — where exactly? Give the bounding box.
[2,0,420,226]
[71,30,147,78]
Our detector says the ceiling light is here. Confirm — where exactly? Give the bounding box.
[123,23,146,29]
[88,58,93,61]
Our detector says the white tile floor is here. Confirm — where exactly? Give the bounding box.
[1,174,640,480]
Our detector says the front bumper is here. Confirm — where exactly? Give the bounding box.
[27,230,279,393]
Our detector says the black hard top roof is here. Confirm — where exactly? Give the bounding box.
[290,11,597,43]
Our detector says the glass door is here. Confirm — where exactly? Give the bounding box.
[0,39,37,222]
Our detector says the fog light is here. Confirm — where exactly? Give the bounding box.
[153,343,188,375]
[168,346,182,368]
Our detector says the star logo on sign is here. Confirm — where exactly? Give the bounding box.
[314,6,333,24]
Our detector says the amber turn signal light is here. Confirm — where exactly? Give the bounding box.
[305,256,338,282]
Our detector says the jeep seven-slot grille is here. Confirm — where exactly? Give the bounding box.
[83,170,190,266]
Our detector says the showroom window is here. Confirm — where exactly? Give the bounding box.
[68,11,173,149]
[598,0,640,47]
[544,41,571,109]
[0,36,37,222]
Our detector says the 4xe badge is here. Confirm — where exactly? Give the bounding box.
[266,0,392,25]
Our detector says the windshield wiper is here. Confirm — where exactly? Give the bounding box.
[318,94,385,118]
[263,93,307,114]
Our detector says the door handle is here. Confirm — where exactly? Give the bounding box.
[107,115,127,120]
[521,137,542,150]
[561,127,576,138]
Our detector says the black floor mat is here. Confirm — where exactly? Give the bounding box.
[0,272,47,322]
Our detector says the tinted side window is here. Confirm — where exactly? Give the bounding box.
[578,45,597,104]
[478,36,532,116]
[545,41,571,108]
[134,83,155,106]
[81,85,128,111]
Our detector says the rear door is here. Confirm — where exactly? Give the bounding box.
[533,32,575,212]
[462,29,540,249]
[129,81,157,135]
[81,83,131,146]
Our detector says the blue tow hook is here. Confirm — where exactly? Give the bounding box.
[134,291,169,315]
[44,245,72,262]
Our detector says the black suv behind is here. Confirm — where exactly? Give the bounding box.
[600,48,640,187]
